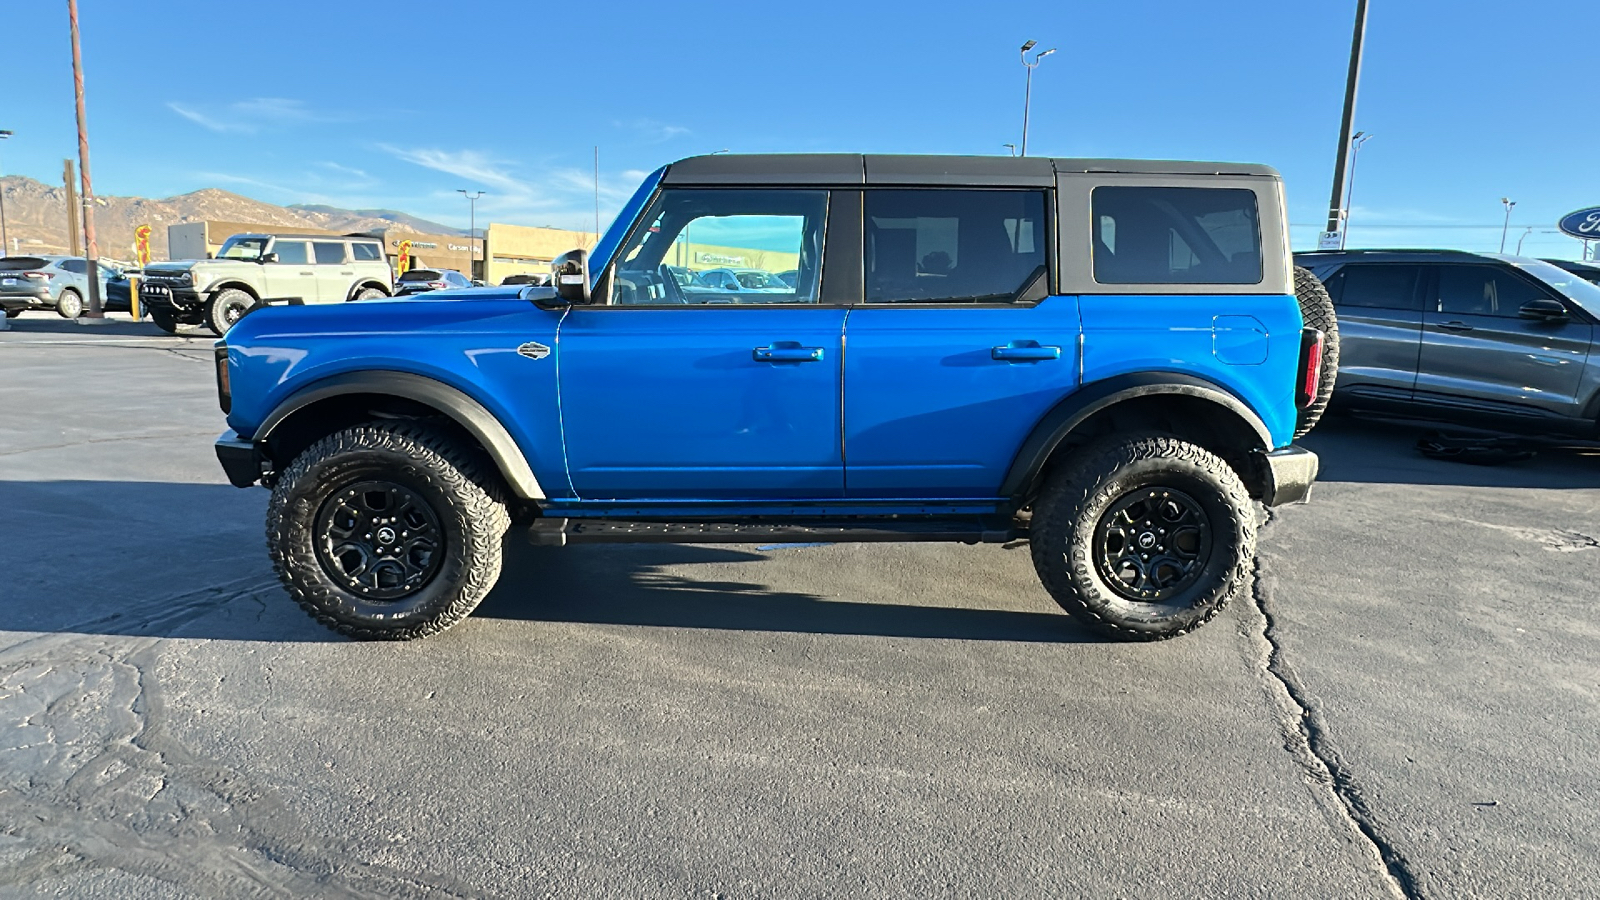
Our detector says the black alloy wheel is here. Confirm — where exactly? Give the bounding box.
[313,480,445,601]
[1093,487,1213,602]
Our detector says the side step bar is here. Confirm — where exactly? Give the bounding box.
[527,517,1016,547]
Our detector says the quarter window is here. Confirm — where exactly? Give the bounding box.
[59,259,88,274]
[611,189,826,306]
[1326,264,1423,311]
[313,241,347,264]
[864,189,1047,304]
[272,241,310,265]
[1092,187,1261,285]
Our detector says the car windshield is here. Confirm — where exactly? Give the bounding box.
[1513,259,1600,314]
[734,271,781,289]
[217,237,268,260]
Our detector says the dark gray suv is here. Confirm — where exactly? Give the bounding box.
[1296,250,1600,436]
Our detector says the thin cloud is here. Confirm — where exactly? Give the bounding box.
[168,98,332,134]
[616,118,691,144]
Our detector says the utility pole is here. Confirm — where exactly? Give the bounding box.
[593,146,601,248]
[0,130,12,257]
[1323,0,1369,249]
[62,159,81,256]
[67,0,105,319]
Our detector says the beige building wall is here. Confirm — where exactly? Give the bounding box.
[484,223,597,285]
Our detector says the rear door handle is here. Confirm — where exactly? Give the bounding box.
[1436,320,1473,332]
[753,341,824,363]
[992,341,1061,362]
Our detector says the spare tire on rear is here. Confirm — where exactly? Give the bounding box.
[1293,266,1339,438]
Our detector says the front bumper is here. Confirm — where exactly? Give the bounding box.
[140,284,204,310]
[1259,445,1319,507]
[216,430,265,488]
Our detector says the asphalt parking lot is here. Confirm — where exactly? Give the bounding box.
[2,315,1597,899]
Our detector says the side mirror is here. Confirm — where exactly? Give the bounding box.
[260,252,279,264]
[552,248,590,304]
[1519,297,1568,321]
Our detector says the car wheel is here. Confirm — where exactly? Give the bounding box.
[4,309,21,319]
[56,289,84,319]
[351,287,388,301]
[1293,266,1340,439]
[149,307,180,334]
[1029,434,1256,641]
[266,420,510,641]
[205,289,256,336]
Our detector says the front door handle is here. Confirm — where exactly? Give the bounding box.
[1436,320,1473,332]
[753,341,824,363]
[992,340,1062,362]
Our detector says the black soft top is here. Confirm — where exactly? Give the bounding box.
[661,154,1279,187]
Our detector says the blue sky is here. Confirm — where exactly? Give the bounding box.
[1,0,1593,257]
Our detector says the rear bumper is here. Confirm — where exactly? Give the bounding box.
[0,291,53,310]
[215,430,264,488]
[1259,445,1319,506]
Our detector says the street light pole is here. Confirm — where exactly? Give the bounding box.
[1499,197,1516,253]
[68,0,105,319]
[1019,40,1055,157]
[457,189,484,281]
[1324,0,1369,245]
[1516,227,1534,255]
[1339,131,1372,250]
[0,130,11,257]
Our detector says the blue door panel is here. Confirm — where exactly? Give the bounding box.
[558,308,846,499]
[1078,294,1302,448]
[842,295,1082,497]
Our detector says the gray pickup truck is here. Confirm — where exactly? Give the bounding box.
[141,233,393,335]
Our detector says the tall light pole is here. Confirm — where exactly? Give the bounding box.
[457,189,484,281]
[1019,40,1055,157]
[1499,197,1516,253]
[1338,131,1372,250]
[0,130,11,257]
[1323,0,1369,248]
[68,0,105,319]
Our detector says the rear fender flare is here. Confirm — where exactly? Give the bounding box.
[256,370,545,500]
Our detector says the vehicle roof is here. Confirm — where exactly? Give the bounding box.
[661,153,1279,187]
[1293,249,1537,265]
[230,233,382,242]
[1543,257,1600,273]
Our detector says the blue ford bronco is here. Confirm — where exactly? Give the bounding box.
[212,154,1336,642]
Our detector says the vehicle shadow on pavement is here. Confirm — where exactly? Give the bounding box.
[0,317,194,338]
[477,543,1100,643]
[1303,414,1600,490]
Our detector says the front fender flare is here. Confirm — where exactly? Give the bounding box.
[256,370,545,500]
[999,372,1273,500]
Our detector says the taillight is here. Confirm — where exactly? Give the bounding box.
[428,281,446,289]
[1296,328,1325,409]
[24,272,53,280]
[214,344,232,414]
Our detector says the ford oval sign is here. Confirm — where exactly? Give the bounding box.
[1558,207,1600,240]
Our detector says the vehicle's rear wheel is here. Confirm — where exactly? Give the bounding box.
[352,286,387,301]
[205,288,256,336]
[4,309,21,319]
[1293,266,1339,438]
[56,289,84,319]
[149,307,179,334]
[1030,435,1255,641]
[266,420,510,640]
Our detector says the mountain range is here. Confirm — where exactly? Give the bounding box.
[0,176,465,262]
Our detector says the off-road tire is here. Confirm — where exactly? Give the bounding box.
[149,307,180,334]
[266,420,510,640]
[56,289,83,319]
[205,288,256,336]
[352,286,388,301]
[1293,266,1339,438]
[1030,435,1256,641]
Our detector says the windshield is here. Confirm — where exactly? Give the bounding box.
[217,237,268,260]
[1514,259,1600,313]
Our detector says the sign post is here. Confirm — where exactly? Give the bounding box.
[1318,231,1343,251]
[131,223,152,319]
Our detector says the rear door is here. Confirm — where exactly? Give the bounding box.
[841,187,1078,498]
[1321,263,1426,400]
[1416,264,1593,418]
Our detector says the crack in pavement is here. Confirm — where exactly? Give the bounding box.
[1248,507,1424,900]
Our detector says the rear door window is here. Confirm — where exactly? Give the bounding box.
[864,189,1048,304]
[1092,187,1261,285]
[1325,264,1423,311]
[351,242,383,261]
[313,242,347,265]
[58,259,88,274]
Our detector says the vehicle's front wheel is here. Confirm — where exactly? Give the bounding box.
[1030,435,1255,641]
[56,288,84,319]
[4,309,22,319]
[148,307,179,334]
[205,289,256,335]
[266,420,510,640]
[352,286,388,301]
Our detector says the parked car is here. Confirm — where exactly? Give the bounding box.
[692,267,791,292]
[138,233,393,336]
[394,268,474,296]
[214,153,1330,643]
[0,256,122,318]
[1542,258,1600,286]
[500,273,550,287]
[1296,249,1600,436]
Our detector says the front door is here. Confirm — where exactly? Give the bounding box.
[843,187,1078,497]
[1416,264,1594,418]
[263,239,317,303]
[558,187,844,500]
